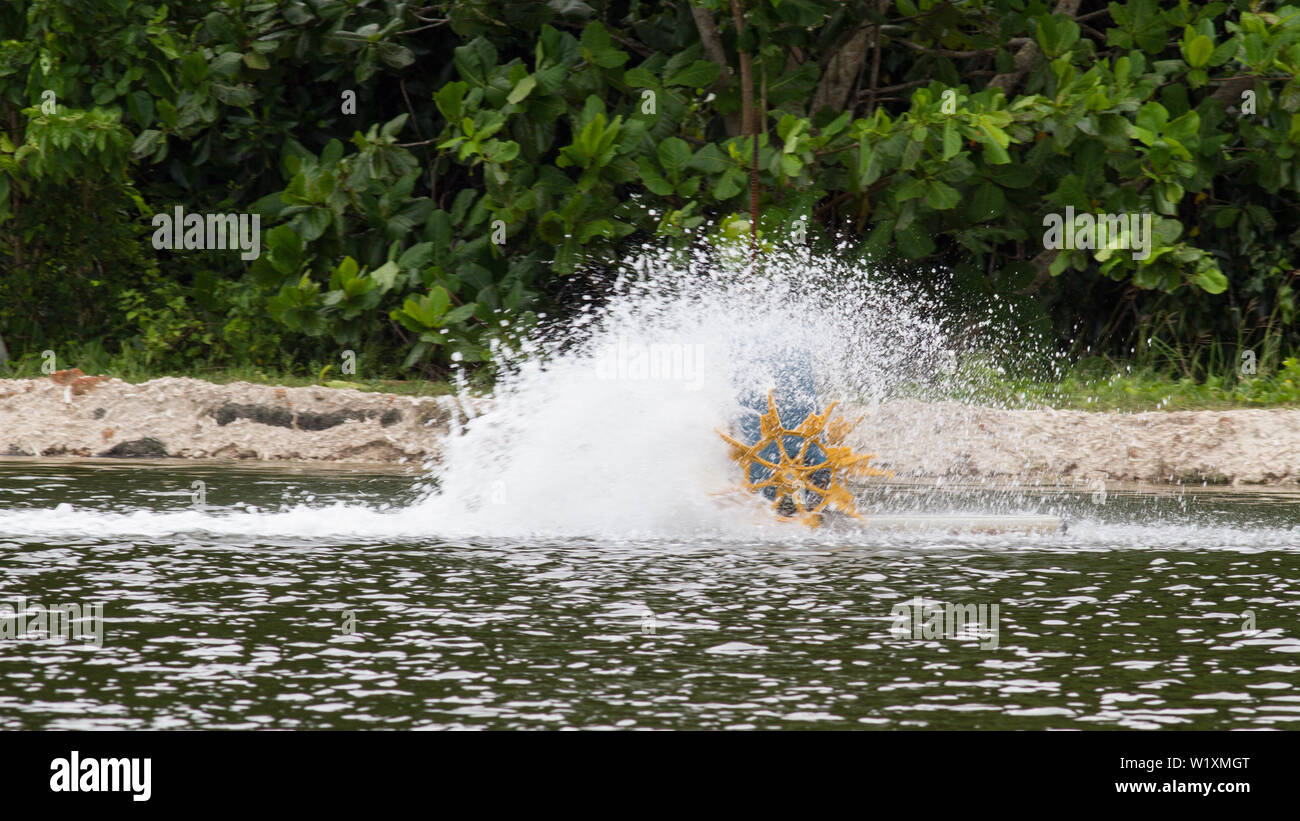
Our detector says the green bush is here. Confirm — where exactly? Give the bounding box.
[1,0,1298,385]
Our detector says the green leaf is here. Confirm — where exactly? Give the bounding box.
[507,76,537,104]
[333,257,359,281]
[296,207,332,241]
[579,219,615,241]
[896,223,935,258]
[580,21,628,68]
[894,177,927,202]
[180,53,208,86]
[924,180,961,210]
[370,261,401,291]
[443,304,478,325]
[403,341,432,368]
[966,184,1005,222]
[657,137,692,184]
[265,225,303,275]
[378,42,415,69]
[205,11,238,41]
[212,83,257,107]
[485,140,520,163]
[428,286,451,318]
[689,143,729,174]
[454,37,497,87]
[156,98,178,129]
[1035,14,1080,57]
[976,117,1011,148]
[126,91,154,129]
[942,120,961,160]
[1136,102,1169,135]
[398,242,435,271]
[712,166,746,200]
[1049,251,1071,277]
[130,129,163,159]
[822,111,851,139]
[380,113,409,140]
[900,136,924,170]
[434,81,469,121]
[666,60,720,88]
[857,139,880,186]
[624,67,658,88]
[1193,264,1228,294]
[637,157,675,196]
[982,140,1010,165]
[1183,33,1213,68]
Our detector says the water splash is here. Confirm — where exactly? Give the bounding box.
[411,242,960,539]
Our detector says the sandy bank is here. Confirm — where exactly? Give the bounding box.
[0,373,456,464]
[847,399,1300,486]
[2,374,1299,484]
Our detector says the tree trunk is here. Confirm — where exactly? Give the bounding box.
[690,3,742,137]
[731,0,756,138]
[811,23,872,115]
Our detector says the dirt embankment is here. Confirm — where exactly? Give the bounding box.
[848,399,1300,486]
[0,372,457,464]
[2,373,1299,484]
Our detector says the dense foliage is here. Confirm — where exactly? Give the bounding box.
[1,0,1298,383]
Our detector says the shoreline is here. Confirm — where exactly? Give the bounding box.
[2,374,1299,485]
[0,373,457,466]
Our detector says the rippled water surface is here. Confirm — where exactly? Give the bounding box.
[1,460,1298,730]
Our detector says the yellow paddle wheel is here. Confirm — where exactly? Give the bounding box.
[718,391,891,527]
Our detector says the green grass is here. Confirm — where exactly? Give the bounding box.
[0,343,455,397]
[946,356,1300,411]
[5,340,1299,410]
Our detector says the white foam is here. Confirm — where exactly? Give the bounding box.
[406,245,953,539]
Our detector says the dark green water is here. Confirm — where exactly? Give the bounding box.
[1,460,1298,730]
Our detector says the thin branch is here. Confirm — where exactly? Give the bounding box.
[400,78,438,203]
[552,17,653,58]
[1079,22,1108,41]
[608,31,654,58]
[897,37,1031,58]
[856,72,997,103]
[1076,8,1112,22]
[396,20,448,36]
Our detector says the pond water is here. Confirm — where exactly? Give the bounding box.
[1,459,1297,731]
